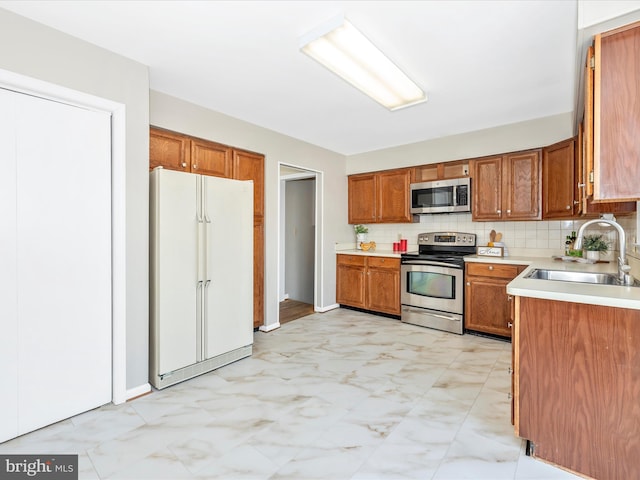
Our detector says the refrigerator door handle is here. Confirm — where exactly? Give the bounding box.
[203,182,211,224]
[196,280,204,362]
[196,175,204,223]
[203,279,211,359]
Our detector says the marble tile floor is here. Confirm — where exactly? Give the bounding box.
[0,308,581,479]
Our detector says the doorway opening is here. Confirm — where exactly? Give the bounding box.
[278,164,321,325]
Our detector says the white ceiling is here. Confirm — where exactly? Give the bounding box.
[0,0,580,155]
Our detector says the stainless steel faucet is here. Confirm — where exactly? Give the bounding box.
[574,218,632,284]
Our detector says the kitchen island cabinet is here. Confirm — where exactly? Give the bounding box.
[336,253,400,316]
[464,262,526,338]
[513,296,640,479]
[348,168,412,224]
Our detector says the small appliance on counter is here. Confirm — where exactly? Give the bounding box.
[400,232,476,334]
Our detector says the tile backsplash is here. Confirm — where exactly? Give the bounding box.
[351,213,637,258]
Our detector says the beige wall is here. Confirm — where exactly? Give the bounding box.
[150,91,350,325]
[0,8,150,390]
[346,112,574,174]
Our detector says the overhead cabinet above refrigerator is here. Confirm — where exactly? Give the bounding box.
[150,167,254,389]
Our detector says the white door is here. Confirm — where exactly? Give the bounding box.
[152,169,199,375]
[203,175,253,359]
[0,88,112,441]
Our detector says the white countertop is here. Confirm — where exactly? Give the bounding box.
[336,249,403,258]
[466,254,640,310]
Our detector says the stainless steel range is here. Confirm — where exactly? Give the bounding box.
[400,232,476,334]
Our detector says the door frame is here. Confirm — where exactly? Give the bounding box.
[274,162,323,328]
[0,68,128,404]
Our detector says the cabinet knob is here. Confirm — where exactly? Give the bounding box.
[181,162,187,168]
[488,265,494,270]
[566,205,571,210]
[497,209,502,214]
[507,295,513,301]
[508,321,513,328]
[506,209,511,214]
[573,200,580,205]
[466,282,470,286]
[193,164,198,169]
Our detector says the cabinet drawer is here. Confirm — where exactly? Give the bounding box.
[466,262,523,279]
[367,256,400,269]
[337,254,366,267]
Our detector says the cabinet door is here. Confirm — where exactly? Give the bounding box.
[503,150,541,220]
[252,220,264,328]
[543,139,576,219]
[366,257,400,315]
[233,149,264,217]
[336,256,366,308]
[377,169,412,223]
[465,275,512,338]
[594,22,640,201]
[191,138,232,177]
[150,127,190,172]
[348,173,377,224]
[472,156,503,220]
[584,46,595,197]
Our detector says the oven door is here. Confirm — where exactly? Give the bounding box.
[401,263,463,315]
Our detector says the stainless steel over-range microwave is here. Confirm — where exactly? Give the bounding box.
[410,177,471,214]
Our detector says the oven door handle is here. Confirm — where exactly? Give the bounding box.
[402,260,461,269]
[403,308,460,322]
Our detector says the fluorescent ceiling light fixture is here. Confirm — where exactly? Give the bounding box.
[299,15,426,111]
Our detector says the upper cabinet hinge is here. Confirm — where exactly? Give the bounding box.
[590,56,595,69]
[589,171,594,183]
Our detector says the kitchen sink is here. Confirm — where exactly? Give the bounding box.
[525,269,639,287]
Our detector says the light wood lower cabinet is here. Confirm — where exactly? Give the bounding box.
[336,254,400,316]
[514,296,640,479]
[464,262,526,338]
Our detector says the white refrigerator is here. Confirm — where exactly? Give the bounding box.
[150,167,253,389]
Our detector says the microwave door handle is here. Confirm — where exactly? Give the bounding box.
[452,185,458,207]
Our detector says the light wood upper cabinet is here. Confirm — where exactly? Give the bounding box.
[542,138,578,219]
[348,168,412,224]
[348,173,377,224]
[412,160,470,183]
[150,128,191,172]
[472,150,540,222]
[472,156,503,221]
[504,150,541,221]
[233,149,265,217]
[190,139,232,177]
[592,21,640,201]
[376,169,412,223]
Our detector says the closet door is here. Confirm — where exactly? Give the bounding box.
[0,88,112,441]
[0,89,19,442]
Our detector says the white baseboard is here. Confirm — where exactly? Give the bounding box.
[125,383,151,401]
[259,322,281,333]
[315,303,340,313]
